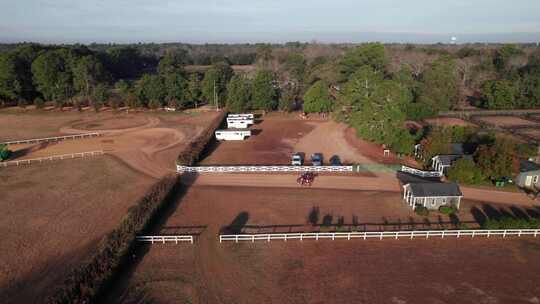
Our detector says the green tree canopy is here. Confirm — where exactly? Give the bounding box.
[226,74,251,113]
[339,43,387,81]
[481,79,517,109]
[73,55,108,98]
[31,50,75,101]
[475,138,516,181]
[251,69,277,111]
[201,62,233,106]
[302,81,333,113]
[416,55,459,113]
[447,158,486,185]
[135,74,166,106]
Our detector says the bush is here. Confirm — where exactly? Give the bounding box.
[447,158,485,185]
[46,175,181,304]
[0,144,11,161]
[414,206,429,216]
[482,216,540,229]
[457,222,469,230]
[176,111,227,166]
[438,205,457,215]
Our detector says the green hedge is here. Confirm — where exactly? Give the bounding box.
[176,111,227,166]
[0,144,11,161]
[414,206,429,216]
[439,206,457,215]
[482,217,540,229]
[46,175,181,304]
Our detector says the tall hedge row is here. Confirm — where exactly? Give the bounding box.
[46,174,181,304]
[176,110,227,165]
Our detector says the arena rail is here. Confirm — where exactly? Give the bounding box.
[400,165,442,178]
[1,132,102,145]
[219,229,540,242]
[0,150,105,168]
[177,165,354,173]
[136,235,194,244]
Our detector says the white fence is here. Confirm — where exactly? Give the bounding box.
[401,165,442,178]
[1,133,102,145]
[136,235,194,244]
[219,229,540,242]
[0,150,104,168]
[177,165,353,173]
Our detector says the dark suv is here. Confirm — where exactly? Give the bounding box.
[311,153,323,166]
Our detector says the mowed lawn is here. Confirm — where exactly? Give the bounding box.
[0,156,153,304]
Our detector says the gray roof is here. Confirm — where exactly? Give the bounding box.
[408,182,463,197]
[520,160,540,173]
[434,154,472,166]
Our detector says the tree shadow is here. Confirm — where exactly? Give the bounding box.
[307,206,320,226]
[509,206,530,220]
[223,212,250,234]
[470,206,487,226]
[322,214,333,226]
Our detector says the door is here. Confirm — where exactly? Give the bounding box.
[525,176,533,187]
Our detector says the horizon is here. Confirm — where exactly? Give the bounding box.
[2,0,540,44]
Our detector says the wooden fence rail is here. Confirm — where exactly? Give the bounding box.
[1,133,102,145]
[136,235,194,244]
[219,229,540,243]
[0,150,104,168]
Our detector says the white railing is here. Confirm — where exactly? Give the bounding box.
[0,150,104,168]
[401,165,442,178]
[1,133,102,145]
[219,229,540,242]
[177,165,354,173]
[136,235,194,244]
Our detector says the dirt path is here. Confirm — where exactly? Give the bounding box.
[190,173,539,207]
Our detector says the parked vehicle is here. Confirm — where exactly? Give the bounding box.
[215,129,251,141]
[227,120,250,129]
[311,153,323,166]
[291,153,303,166]
[329,155,342,166]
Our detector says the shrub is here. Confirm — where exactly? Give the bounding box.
[481,216,540,229]
[0,144,11,161]
[46,175,181,304]
[176,111,227,166]
[447,158,485,185]
[439,206,457,215]
[414,206,429,216]
[457,223,469,230]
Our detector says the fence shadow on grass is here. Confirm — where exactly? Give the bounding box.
[470,203,540,227]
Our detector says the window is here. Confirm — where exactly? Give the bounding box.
[431,199,436,207]
[441,198,447,205]
[534,175,539,184]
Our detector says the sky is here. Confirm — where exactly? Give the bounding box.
[1,0,540,44]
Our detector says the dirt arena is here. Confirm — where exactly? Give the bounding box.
[518,128,540,141]
[475,115,539,127]
[110,185,540,304]
[0,109,222,303]
[201,114,415,166]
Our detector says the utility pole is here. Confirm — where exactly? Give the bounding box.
[213,80,219,111]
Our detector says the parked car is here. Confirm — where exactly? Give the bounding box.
[329,155,342,166]
[291,153,303,166]
[311,153,323,166]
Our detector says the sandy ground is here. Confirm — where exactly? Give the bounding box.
[424,117,477,127]
[476,116,540,127]
[110,185,540,304]
[518,128,540,140]
[0,156,154,303]
[5,111,221,178]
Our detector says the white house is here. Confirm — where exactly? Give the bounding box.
[516,160,540,190]
[215,129,251,141]
[403,182,463,210]
[431,154,472,174]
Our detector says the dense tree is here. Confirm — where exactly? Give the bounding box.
[475,138,516,181]
[251,69,277,111]
[226,74,251,113]
[481,79,517,109]
[279,84,298,112]
[163,73,187,108]
[31,50,74,101]
[303,81,333,113]
[73,55,108,98]
[494,44,523,72]
[284,53,306,82]
[416,56,459,113]
[0,52,24,101]
[135,74,165,106]
[186,73,202,106]
[447,158,485,185]
[157,49,187,76]
[104,46,147,79]
[339,43,387,81]
[421,127,452,163]
[115,79,130,99]
[201,62,233,106]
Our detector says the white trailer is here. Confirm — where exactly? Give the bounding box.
[215,129,251,141]
[226,117,254,125]
[227,120,250,129]
[228,113,254,119]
